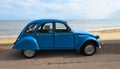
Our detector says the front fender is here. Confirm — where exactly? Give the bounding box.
[13,36,39,50]
[76,35,100,49]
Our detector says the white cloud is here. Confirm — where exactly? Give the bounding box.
[83,0,120,19]
[0,0,120,20]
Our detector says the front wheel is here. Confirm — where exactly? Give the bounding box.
[81,42,96,56]
[22,50,36,58]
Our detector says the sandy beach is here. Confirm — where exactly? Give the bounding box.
[91,29,120,40]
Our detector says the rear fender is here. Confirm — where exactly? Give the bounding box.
[13,36,39,50]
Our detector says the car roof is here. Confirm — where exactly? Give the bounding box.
[31,19,67,24]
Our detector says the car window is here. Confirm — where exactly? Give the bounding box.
[38,23,53,33]
[26,23,37,33]
[55,23,70,33]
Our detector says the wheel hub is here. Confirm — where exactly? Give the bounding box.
[23,50,35,58]
[85,45,95,55]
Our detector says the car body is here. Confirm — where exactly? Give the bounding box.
[13,19,101,58]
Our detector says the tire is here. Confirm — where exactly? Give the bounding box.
[22,50,36,58]
[81,42,96,56]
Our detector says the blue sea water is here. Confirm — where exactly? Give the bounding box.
[0,19,120,37]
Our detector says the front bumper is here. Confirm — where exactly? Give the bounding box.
[98,41,103,48]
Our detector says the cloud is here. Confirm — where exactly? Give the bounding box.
[0,0,120,20]
[83,0,120,19]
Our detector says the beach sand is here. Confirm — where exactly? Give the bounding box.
[91,29,120,40]
[0,29,120,44]
[0,37,16,44]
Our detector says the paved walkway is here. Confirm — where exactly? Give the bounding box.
[0,40,120,69]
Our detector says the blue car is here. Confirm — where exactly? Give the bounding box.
[13,19,101,58]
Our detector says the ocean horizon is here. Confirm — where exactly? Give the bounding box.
[0,19,120,37]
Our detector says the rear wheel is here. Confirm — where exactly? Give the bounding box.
[81,42,96,56]
[22,50,36,58]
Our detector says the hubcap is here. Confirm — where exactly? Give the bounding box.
[85,45,95,55]
[23,50,35,57]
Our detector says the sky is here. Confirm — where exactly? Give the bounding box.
[0,0,120,20]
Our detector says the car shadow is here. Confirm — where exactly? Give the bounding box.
[0,48,86,61]
[35,50,83,59]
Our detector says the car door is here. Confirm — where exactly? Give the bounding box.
[37,23,54,48]
[55,23,75,48]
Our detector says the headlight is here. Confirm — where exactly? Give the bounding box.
[95,35,100,39]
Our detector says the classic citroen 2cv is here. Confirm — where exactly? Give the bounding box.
[13,19,101,58]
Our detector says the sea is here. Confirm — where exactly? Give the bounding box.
[0,19,120,37]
